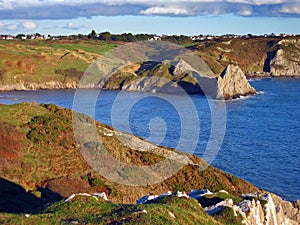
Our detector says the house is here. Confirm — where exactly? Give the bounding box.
[148,35,161,41]
[5,35,14,40]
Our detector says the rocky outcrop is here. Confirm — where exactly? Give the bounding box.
[236,193,300,225]
[0,63,257,100]
[137,189,300,225]
[0,81,78,91]
[121,62,256,100]
[64,192,108,202]
[217,64,257,100]
[265,39,300,76]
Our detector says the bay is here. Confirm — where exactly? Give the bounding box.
[0,78,299,201]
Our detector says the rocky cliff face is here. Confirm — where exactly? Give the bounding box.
[0,61,257,100]
[137,190,300,225]
[217,64,257,100]
[235,193,299,225]
[266,39,300,76]
[120,62,256,100]
[0,81,78,91]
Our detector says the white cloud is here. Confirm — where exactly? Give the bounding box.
[6,24,18,31]
[66,22,75,29]
[281,5,300,14]
[0,21,4,30]
[140,6,190,15]
[81,23,90,28]
[0,20,37,32]
[239,9,252,16]
[63,22,89,30]
[19,20,37,30]
[0,0,300,19]
[0,0,14,10]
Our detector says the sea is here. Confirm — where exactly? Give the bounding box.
[0,77,299,201]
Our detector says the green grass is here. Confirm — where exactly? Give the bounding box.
[1,195,224,225]
[0,40,119,86]
[53,42,118,55]
[0,103,259,224]
[214,207,244,225]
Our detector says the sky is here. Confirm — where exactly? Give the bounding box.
[0,0,300,35]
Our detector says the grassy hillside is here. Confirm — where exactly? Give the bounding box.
[1,195,229,225]
[0,37,284,88]
[188,37,279,74]
[0,103,258,224]
[0,40,117,86]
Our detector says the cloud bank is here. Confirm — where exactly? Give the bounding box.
[0,20,37,32]
[0,0,300,20]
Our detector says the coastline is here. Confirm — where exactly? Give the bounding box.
[0,81,78,92]
[1,75,299,93]
[0,102,299,224]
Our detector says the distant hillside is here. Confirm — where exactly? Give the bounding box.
[0,37,299,92]
[188,37,281,75]
[0,40,116,90]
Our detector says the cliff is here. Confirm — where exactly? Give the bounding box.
[103,61,256,100]
[137,190,300,225]
[0,81,78,91]
[217,64,257,100]
[265,39,300,76]
[0,37,299,93]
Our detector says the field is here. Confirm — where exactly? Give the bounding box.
[0,40,117,86]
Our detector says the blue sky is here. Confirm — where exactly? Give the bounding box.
[0,0,300,35]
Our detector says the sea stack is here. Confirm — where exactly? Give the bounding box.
[217,64,257,100]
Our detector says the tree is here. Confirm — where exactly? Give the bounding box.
[88,30,97,39]
[98,31,111,41]
[15,34,26,39]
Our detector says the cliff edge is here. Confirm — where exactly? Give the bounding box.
[265,39,300,76]
[104,61,256,100]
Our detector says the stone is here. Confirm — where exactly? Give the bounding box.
[217,64,257,100]
[266,39,300,76]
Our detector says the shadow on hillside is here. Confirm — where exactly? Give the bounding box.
[0,178,62,214]
[198,196,224,208]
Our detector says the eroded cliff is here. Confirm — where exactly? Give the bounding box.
[265,39,300,76]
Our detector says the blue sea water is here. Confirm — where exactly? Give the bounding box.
[0,78,299,201]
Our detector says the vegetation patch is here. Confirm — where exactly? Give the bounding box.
[0,103,258,224]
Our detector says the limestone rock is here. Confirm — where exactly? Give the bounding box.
[217,64,257,100]
[0,81,78,91]
[267,39,300,76]
[137,189,300,225]
[64,192,108,203]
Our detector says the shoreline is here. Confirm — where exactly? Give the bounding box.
[1,75,299,93]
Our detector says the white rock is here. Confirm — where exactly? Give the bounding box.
[218,190,229,194]
[92,192,108,201]
[64,192,108,203]
[188,189,213,200]
[65,194,76,202]
[204,199,234,215]
[175,191,189,198]
[168,211,176,218]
